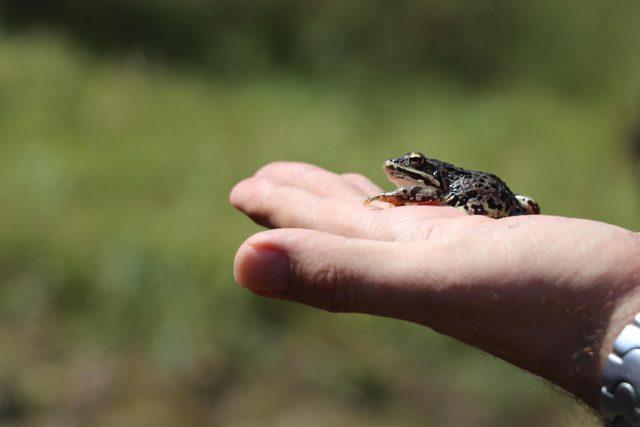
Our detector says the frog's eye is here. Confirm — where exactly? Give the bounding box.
[408,152,425,166]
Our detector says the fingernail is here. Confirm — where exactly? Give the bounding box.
[234,246,290,293]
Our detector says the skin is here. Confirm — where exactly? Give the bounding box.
[229,161,640,411]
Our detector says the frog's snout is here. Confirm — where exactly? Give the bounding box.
[383,159,397,169]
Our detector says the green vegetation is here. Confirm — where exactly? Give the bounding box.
[2,0,640,93]
[0,24,638,426]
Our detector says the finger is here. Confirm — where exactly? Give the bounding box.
[230,176,471,240]
[233,228,447,317]
[232,227,527,324]
[255,161,367,199]
[231,176,382,235]
[340,173,383,195]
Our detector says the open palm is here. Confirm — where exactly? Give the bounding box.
[231,161,640,408]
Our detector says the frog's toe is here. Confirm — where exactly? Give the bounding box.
[364,194,387,206]
[363,196,377,205]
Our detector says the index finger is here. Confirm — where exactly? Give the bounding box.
[254,161,370,199]
[230,176,472,241]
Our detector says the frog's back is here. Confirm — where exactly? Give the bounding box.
[441,167,527,218]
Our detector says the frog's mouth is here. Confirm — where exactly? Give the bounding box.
[384,160,442,189]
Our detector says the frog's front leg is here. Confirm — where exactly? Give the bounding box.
[364,187,442,206]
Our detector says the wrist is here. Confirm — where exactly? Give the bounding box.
[592,288,640,407]
[492,234,640,411]
[568,272,640,410]
[559,234,640,409]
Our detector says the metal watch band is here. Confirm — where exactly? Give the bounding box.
[601,313,640,427]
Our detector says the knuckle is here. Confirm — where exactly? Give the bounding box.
[307,259,359,313]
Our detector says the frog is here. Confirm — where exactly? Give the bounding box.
[364,152,540,219]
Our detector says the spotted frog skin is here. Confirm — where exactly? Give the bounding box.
[364,152,540,219]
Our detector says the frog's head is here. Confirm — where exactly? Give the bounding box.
[383,152,444,189]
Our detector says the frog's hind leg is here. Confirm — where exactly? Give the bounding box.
[408,186,444,205]
[444,193,507,218]
[515,194,541,215]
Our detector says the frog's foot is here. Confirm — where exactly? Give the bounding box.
[515,194,541,215]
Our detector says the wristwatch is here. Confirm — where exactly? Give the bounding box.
[601,313,640,426]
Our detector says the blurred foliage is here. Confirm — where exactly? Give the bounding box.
[1,0,639,93]
[0,1,639,426]
[0,32,637,425]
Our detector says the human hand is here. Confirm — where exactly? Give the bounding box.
[230,161,640,409]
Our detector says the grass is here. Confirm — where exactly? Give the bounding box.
[0,32,638,426]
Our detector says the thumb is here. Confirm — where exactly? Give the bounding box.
[233,228,445,318]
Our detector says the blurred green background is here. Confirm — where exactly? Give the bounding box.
[0,1,639,426]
